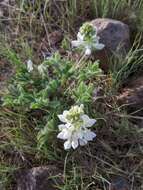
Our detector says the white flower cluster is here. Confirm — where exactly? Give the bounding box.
[27,60,47,77]
[57,105,96,150]
[71,23,105,56]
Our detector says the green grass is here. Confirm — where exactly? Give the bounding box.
[0,0,143,189]
[110,33,143,89]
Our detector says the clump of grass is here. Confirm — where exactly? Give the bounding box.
[110,34,143,89]
[90,0,143,21]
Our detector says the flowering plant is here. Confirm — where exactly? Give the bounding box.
[3,53,73,110]
[71,22,105,55]
[57,105,96,150]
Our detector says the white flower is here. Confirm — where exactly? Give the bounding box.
[71,23,105,56]
[85,47,92,55]
[57,105,96,150]
[92,40,105,50]
[27,60,33,72]
[71,33,84,48]
[77,32,84,41]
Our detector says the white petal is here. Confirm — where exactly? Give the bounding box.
[94,43,105,50]
[57,129,71,140]
[71,139,79,149]
[80,104,84,109]
[84,130,96,141]
[64,140,72,150]
[58,124,66,131]
[71,40,82,47]
[58,114,67,123]
[63,111,69,118]
[85,48,91,55]
[81,114,89,122]
[87,119,96,127]
[77,32,84,41]
[65,123,72,128]
[79,139,88,146]
[27,60,33,72]
[57,131,66,139]
[93,36,100,43]
[81,114,96,127]
[76,130,84,139]
[93,35,99,41]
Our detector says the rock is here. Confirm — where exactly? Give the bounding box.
[15,166,62,190]
[91,18,130,72]
[91,49,109,72]
[91,18,130,54]
[111,177,129,190]
[117,76,143,110]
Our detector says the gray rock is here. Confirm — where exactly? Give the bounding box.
[111,177,129,190]
[91,18,130,55]
[15,166,61,190]
[118,76,143,109]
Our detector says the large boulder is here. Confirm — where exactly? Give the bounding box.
[91,18,130,54]
[111,177,129,190]
[15,166,62,190]
[91,18,130,72]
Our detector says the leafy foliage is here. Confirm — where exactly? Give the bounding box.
[72,82,94,104]
[3,51,102,110]
[2,50,102,153]
[3,53,73,111]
